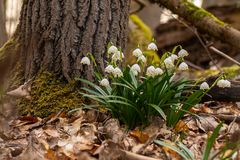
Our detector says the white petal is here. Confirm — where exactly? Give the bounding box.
[178,49,189,57]
[105,65,114,73]
[137,55,146,63]
[100,78,110,87]
[80,57,90,65]
[200,82,210,90]
[155,67,163,76]
[108,45,118,54]
[146,66,156,77]
[178,62,188,71]
[164,57,174,69]
[147,42,158,51]
[133,48,143,57]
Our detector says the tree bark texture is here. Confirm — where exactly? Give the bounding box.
[16,0,130,82]
[150,0,240,49]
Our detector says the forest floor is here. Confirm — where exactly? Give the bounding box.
[1,100,240,160]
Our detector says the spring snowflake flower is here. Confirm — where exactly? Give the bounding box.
[200,82,210,90]
[112,51,124,62]
[137,55,146,63]
[164,57,174,69]
[178,62,188,71]
[146,66,156,77]
[133,48,143,57]
[108,45,118,54]
[147,42,158,51]
[105,65,114,74]
[170,54,178,62]
[113,67,123,78]
[178,49,189,57]
[155,67,163,76]
[130,64,141,76]
[100,78,110,87]
[217,79,231,88]
[80,56,90,65]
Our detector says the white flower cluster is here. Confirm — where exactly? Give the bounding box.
[146,66,163,77]
[108,45,124,62]
[217,79,231,88]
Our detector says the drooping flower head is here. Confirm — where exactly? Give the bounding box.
[112,51,124,62]
[178,49,189,57]
[155,67,163,76]
[146,66,156,77]
[200,82,210,90]
[147,42,158,51]
[137,55,146,63]
[217,79,231,88]
[133,48,143,57]
[164,57,174,69]
[108,45,118,54]
[113,67,123,78]
[130,64,141,76]
[105,65,114,74]
[170,54,178,62]
[178,62,188,71]
[100,78,110,87]
[80,57,90,65]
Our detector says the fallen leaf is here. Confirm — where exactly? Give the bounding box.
[130,130,149,143]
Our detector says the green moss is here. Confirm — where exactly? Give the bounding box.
[195,65,240,78]
[19,72,83,117]
[181,1,225,26]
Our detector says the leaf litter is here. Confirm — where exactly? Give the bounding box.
[1,102,240,159]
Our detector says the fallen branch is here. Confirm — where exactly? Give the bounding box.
[150,0,240,49]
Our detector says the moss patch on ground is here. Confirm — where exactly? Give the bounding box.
[19,72,83,117]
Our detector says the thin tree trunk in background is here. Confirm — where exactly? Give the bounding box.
[0,0,8,47]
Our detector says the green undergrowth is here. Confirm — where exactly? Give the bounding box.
[19,72,82,117]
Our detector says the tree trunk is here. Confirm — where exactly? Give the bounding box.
[0,0,8,47]
[13,0,130,83]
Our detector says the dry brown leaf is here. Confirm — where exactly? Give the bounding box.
[162,140,181,160]
[174,120,188,133]
[130,130,149,143]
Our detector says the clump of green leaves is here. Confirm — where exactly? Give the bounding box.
[78,43,227,129]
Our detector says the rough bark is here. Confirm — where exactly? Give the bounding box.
[150,0,240,49]
[12,0,130,82]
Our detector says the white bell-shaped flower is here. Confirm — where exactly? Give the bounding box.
[108,45,118,54]
[133,48,143,57]
[113,67,123,78]
[80,57,90,65]
[147,42,158,51]
[137,55,146,63]
[146,66,156,77]
[130,64,141,76]
[105,65,114,74]
[200,82,210,90]
[178,62,188,71]
[100,78,110,87]
[164,57,174,69]
[155,67,163,76]
[217,79,231,88]
[170,54,178,62]
[112,51,124,62]
[178,49,189,57]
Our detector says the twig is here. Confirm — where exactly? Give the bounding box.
[185,60,204,71]
[209,46,240,66]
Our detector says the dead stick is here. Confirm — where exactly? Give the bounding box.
[209,46,240,66]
